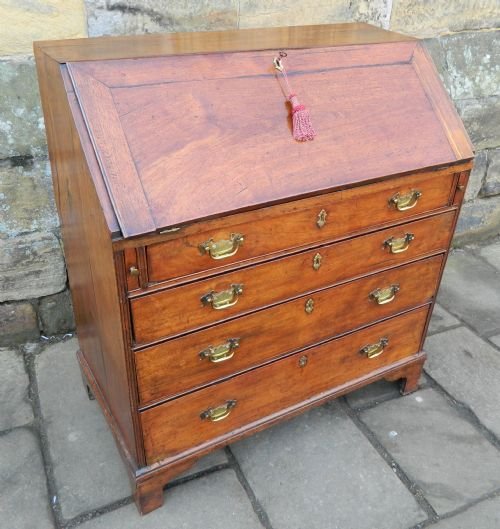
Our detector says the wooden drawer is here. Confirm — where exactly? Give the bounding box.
[141,306,429,463]
[145,167,457,286]
[135,255,442,404]
[131,212,451,345]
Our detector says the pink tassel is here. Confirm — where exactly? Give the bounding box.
[274,52,316,142]
[288,94,316,142]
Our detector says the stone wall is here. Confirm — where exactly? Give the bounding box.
[1,1,499,344]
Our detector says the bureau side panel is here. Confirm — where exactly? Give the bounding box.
[34,49,141,467]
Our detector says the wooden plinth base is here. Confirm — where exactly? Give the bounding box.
[77,349,426,515]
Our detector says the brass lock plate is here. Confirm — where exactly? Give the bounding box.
[305,298,315,314]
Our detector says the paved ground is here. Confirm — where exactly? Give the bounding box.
[2,239,500,529]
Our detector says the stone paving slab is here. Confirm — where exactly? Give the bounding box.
[489,334,500,348]
[425,326,500,439]
[0,428,54,529]
[36,339,130,520]
[0,347,33,431]
[35,338,227,520]
[437,251,500,336]
[427,304,460,335]
[361,388,500,515]
[480,241,500,270]
[79,469,262,529]
[431,496,500,529]
[231,403,427,529]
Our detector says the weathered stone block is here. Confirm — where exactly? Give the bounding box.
[423,38,450,92]
[390,0,500,38]
[0,347,33,429]
[454,195,500,241]
[239,0,391,29]
[456,96,500,150]
[0,60,46,159]
[86,0,238,37]
[441,30,500,100]
[0,0,87,56]
[0,159,58,238]
[481,148,500,197]
[465,150,487,201]
[38,289,75,336]
[0,302,39,346]
[0,232,66,302]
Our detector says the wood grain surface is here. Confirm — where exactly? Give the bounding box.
[141,306,429,463]
[133,241,444,345]
[134,255,443,403]
[34,23,414,63]
[66,41,471,238]
[145,168,457,285]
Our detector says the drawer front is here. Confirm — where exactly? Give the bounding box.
[141,306,429,464]
[146,167,457,285]
[131,212,452,344]
[135,255,442,404]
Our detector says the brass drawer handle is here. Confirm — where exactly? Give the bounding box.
[384,233,415,254]
[201,284,244,310]
[199,233,244,260]
[200,400,237,422]
[360,337,389,359]
[389,189,422,211]
[199,338,240,363]
[369,284,400,305]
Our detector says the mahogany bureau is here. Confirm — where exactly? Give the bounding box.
[34,23,474,514]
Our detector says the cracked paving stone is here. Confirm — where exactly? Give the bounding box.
[0,428,54,529]
[35,338,226,519]
[425,326,500,439]
[437,251,500,336]
[361,388,500,515]
[0,347,33,431]
[79,469,262,529]
[231,403,427,529]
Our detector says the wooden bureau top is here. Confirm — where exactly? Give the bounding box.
[35,24,473,239]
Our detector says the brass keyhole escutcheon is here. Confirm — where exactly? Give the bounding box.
[312,253,322,271]
[129,266,139,277]
[305,298,315,314]
[316,209,327,228]
[298,355,308,368]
